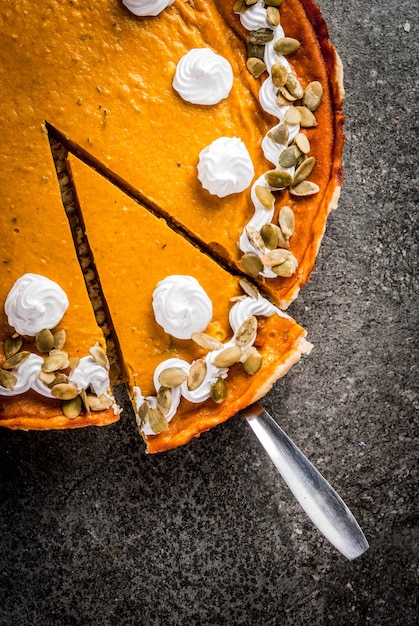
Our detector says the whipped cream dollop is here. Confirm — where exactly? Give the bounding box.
[69,356,110,396]
[152,275,213,340]
[197,137,254,198]
[4,273,69,336]
[173,48,233,105]
[122,0,174,17]
[237,1,301,278]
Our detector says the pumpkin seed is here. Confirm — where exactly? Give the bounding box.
[187,359,207,391]
[276,223,291,248]
[137,400,149,425]
[89,342,108,369]
[293,156,316,186]
[0,369,17,390]
[294,132,310,154]
[286,74,304,99]
[3,351,30,370]
[62,395,82,419]
[35,328,54,353]
[38,370,55,385]
[247,42,265,61]
[267,124,289,145]
[212,345,242,368]
[157,386,172,416]
[261,223,279,249]
[265,169,293,188]
[69,356,80,371]
[278,86,297,102]
[158,366,188,388]
[235,316,258,348]
[274,37,301,55]
[276,92,293,107]
[4,335,22,359]
[246,57,266,78]
[191,332,224,351]
[245,225,265,253]
[85,393,113,411]
[278,206,295,239]
[53,329,66,350]
[243,348,263,375]
[303,81,323,111]
[148,407,169,433]
[50,382,79,401]
[266,6,280,26]
[248,28,274,45]
[265,0,283,5]
[241,253,263,277]
[296,106,317,128]
[272,253,299,277]
[279,144,301,168]
[80,388,90,413]
[48,372,69,388]
[290,180,320,196]
[238,278,259,299]
[255,185,275,210]
[233,0,250,11]
[245,0,258,4]
[42,351,69,372]
[284,106,301,125]
[210,377,227,403]
[262,248,291,267]
[271,63,288,88]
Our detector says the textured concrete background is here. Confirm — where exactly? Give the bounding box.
[0,1,417,624]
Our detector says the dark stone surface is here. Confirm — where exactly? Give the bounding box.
[0,1,417,624]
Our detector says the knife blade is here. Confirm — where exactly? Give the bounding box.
[241,402,369,560]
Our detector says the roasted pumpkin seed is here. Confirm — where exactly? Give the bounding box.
[265,0,283,5]
[271,63,288,87]
[89,342,108,369]
[293,156,316,186]
[62,395,82,419]
[80,388,90,413]
[290,180,320,196]
[248,28,274,45]
[238,278,259,299]
[274,37,301,55]
[235,316,258,348]
[278,205,295,239]
[48,372,69,388]
[233,0,249,11]
[0,369,17,390]
[246,57,266,78]
[245,226,265,253]
[247,42,265,61]
[243,348,263,375]
[303,81,323,111]
[42,351,68,373]
[294,132,310,154]
[85,393,113,411]
[241,253,263,277]
[255,185,275,210]
[267,124,289,145]
[38,370,55,385]
[187,359,207,391]
[157,386,172,416]
[296,106,317,128]
[4,335,22,359]
[191,332,224,351]
[50,382,79,401]
[279,144,301,168]
[137,400,150,425]
[3,351,30,370]
[278,86,297,102]
[265,169,293,188]
[210,377,227,403]
[285,74,304,99]
[148,407,169,433]
[158,367,188,388]
[69,356,80,371]
[53,329,66,350]
[261,223,279,249]
[284,106,301,125]
[35,328,54,353]
[266,6,280,26]
[262,248,291,267]
[212,345,242,368]
[272,253,299,276]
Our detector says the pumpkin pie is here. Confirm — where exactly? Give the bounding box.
[0,0,343,450]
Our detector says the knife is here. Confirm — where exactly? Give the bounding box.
[241,402,369,560]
